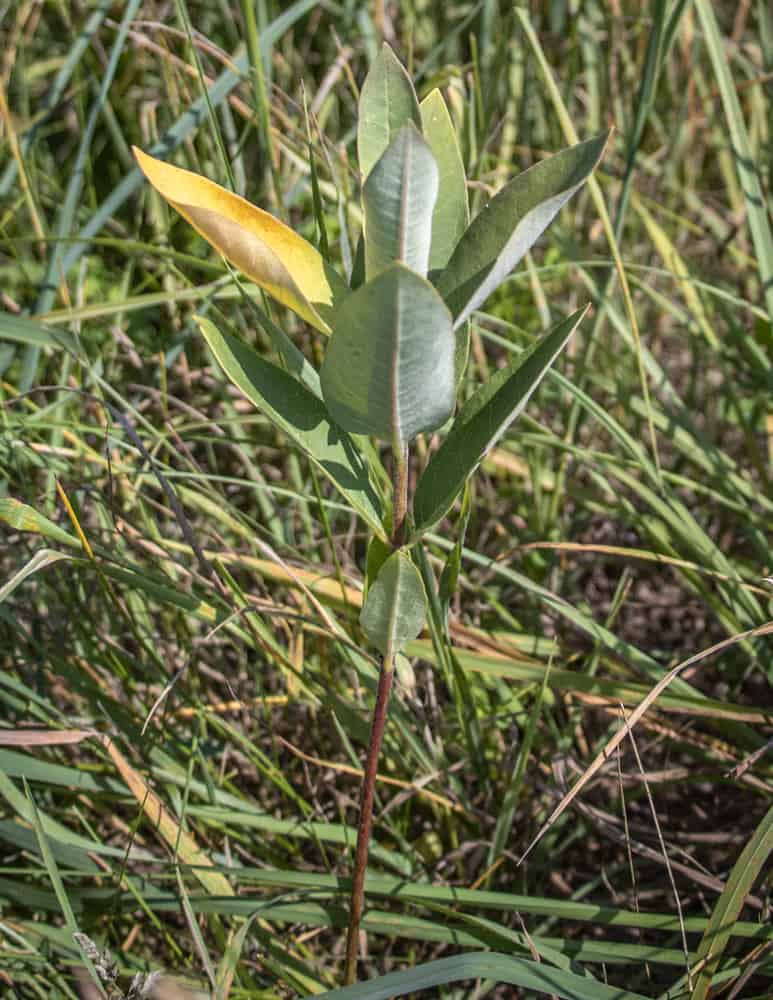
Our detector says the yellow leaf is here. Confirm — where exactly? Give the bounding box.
[133,147,347,332]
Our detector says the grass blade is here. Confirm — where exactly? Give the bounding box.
[695,0,773,326]
[309,950,651,1000]
[689,802,773,1000]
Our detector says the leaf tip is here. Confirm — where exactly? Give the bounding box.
[132,144,155,178]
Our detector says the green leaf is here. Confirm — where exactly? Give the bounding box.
[195,316,385,539]
[360,551,427,657]
[414,307,588,531]
[695,0,773,327]
[0,499,80,548]
[320,264,455,445]
[363,124,438,280]
[420,88,469,270]
[689,802,773,1000]
[434,131,610,328]
[309,951,650,1000]
[357,43,422,181]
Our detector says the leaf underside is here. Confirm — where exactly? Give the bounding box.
[320,264,456,445]
[363,124,438,280]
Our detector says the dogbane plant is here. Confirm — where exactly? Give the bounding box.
[134,44,609,986]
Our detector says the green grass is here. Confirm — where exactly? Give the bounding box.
[1,3,772,998]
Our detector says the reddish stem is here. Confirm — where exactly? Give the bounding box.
[343,442,408,984]
[391,444,409,547]
[343,658,395,984]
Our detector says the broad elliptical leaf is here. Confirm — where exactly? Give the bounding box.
[134,147,349,332]
[321,264,455,446]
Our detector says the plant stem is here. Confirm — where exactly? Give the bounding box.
[343,443,409,984]
[342,651,394,984]
[392,443,409,547]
